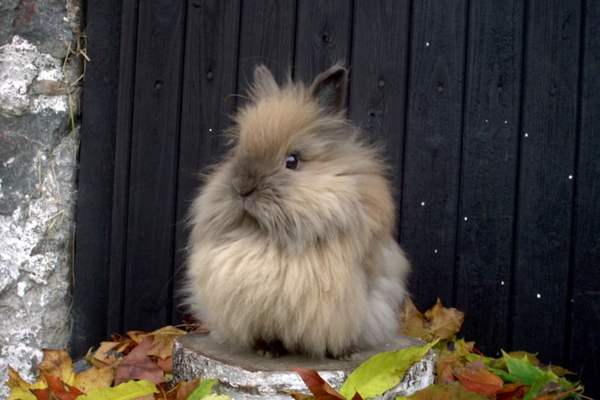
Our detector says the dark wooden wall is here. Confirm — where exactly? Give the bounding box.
[74,0,600,395]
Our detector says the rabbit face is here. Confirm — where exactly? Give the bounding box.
[201,65,391,250]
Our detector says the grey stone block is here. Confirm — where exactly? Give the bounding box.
[173,333,436,399]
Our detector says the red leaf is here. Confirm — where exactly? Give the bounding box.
[114,337,164,385]
[292,367,345,400]
[454,362,503,396]
[497,384,527,400]
[31,389,50,400]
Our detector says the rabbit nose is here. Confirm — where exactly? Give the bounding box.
[239,185,257,198]
[232,176,258,198]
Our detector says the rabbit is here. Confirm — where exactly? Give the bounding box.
[184,63,410,358]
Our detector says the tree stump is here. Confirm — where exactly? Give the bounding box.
[173,333,436,399]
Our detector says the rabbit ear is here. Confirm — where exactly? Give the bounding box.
[251,64,279,99]
[310,63,348,113]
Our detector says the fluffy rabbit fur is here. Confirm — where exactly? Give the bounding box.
[185,64,410,358]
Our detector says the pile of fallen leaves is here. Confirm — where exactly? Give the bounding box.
[7,325,226,400]
[293,298,586,400]
[7,299,587,400]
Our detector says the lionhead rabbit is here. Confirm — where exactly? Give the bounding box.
[185,64,410,358]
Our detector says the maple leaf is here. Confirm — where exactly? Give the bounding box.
[292,368,346,400]
[92,341,124,366]
[146,326,187,360]
[38,350,76,386]
[496,383,526,400]
[114,337,165,385]
[453,361,503,396]
[398,383,488,400]
[400,298,464,341]
[73,366,113,393]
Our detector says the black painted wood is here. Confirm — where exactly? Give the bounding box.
[512,0,581,363]
[454,0,523,355]
[569,0,600,394]
[107,0,140,337]
[121,0,187,331]
[400,0,468,310]
[237,0,297,92]
[348,0,411,213]
[75,2,600,396]
[294,0,352,82]
[172,0,241,322]
[72,0,122,357]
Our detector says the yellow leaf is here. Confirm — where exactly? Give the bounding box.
[147,326,187,360]
[8,387,36,400]
[74,366,113,393]
[77,379,157,400]
[127,330,149,344]
[92,341,122,364]
[38,349,76,386]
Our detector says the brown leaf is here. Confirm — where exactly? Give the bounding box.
[293,368,345,399]
[401,298,464,341]
[156,356,173,373]
[93,341,123,365]
[147,326,187,360]
[38,350,76,386]
[173,379,200,400]
[8,366,30,389]
[73,366,113,393]
[400,297,428,338]
[114,337,164,385]
[31,388,50,400]
[424,299,464,341]
[453,362,503,396]
[496,383,527,400]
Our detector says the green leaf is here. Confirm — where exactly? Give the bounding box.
[501,351,557,386]
[188,378,218,400]
[340,340,438,399]
[77,380,157,400]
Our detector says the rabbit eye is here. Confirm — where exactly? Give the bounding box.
[285,153,299,170]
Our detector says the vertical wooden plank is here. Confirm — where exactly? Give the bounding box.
[400,0,468,309]
[72,0,122,356]
[348,0,411,212]
[570,1,600,396]
[294,0,352,82]
[512,0,581,362]
[454,0,523,354]
[107,0,140,336]
[237,0,296,92]
[122,0,186,331]
[172,0,241,322]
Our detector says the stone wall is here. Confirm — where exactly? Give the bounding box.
[0,0,82,397]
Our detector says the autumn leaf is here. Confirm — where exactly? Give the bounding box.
[146,326,187,360]
[453,361,503,396]
[114,337,164,385]
[292,368,346,399]
[339,341,437,399]
[92,341,124,365]
[400,298,464,342]
[496,383,527,400]
[73,366,113,393]
[187,379,219,400]
[38,350,76,386]
[397,383,488,400]
[77,380,157,400]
